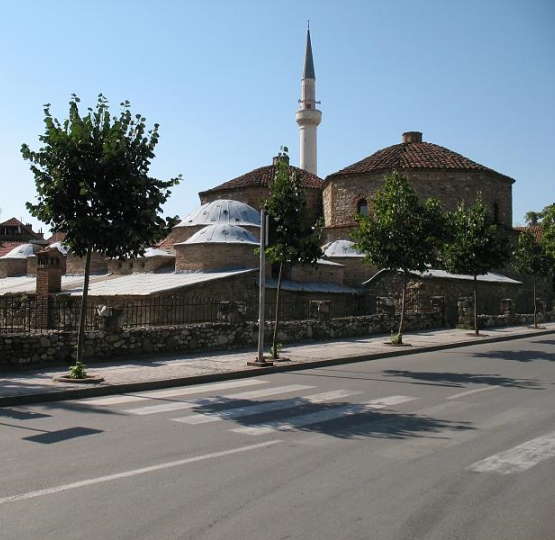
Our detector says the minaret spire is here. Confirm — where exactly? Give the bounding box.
[296,24,321,176]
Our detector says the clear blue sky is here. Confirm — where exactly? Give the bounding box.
[1,0,553,233]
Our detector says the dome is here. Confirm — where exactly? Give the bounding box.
[141,247,173,258]
[49,241,70,255]
[1,243,40,259]
[323,240,363,258]
[180,224,259,245]
[177,200,261,228]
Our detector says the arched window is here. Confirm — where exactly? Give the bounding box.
[357,198,368,217]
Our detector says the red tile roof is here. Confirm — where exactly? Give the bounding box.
[328,141,515,183]
[0,217,44,241]
[513,226,544,242]
[0,241,26,257]
[200,164,323,195]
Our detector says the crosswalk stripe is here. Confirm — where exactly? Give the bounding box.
[126,384,315,416]
[231,395,416,436]
[174,389,363,425]
[77,379,267,406]
[466,430,555,474]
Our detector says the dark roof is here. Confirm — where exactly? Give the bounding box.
[0,217,44,240]
[328,137,515,184]
[199,164,324,195]
[303,28,316,80]
[513,225,543,242]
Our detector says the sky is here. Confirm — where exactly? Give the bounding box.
[0,0,553,235]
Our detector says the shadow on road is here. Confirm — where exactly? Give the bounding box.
[472,349,555,363]
[381,369,540,389]
[190,396,475,440]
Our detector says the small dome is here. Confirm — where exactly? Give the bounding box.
[1,243,40,259]
[323,240,363,258]
[177,200,260,228]
[49,241,70,255]
[141,247,173,258]
[180,224,259,245]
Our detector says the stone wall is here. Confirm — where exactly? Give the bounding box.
[175,243,259,272]
[322,169,513,235]
[0,259,27,278]
[0,311,443,368]
[366,270,523,327]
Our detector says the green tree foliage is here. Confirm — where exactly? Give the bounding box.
[264,147,322,358]
[441,196,509,335]
[513,230,553,328]
[22,94,181,375]
[528,203,555,263]
[351,171,446,342]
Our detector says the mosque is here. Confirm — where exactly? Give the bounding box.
[1,28,540,321]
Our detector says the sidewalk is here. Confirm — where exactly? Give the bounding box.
[1,323,554,407]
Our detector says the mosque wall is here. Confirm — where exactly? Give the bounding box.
[323,170,513,231]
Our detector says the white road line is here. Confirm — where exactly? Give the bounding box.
[466,431,555,474]
[232,396,416,436]
[0,440,281,506]
[174,389,363,425]
[126,384,315,415]
[446,386,499,400]
[77,379,267,406]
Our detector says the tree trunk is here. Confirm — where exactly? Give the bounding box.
[397,270,408,341]
[271,261,283,359]
[473,275,479,336]
[76,247,92,371]
[533,275,538,329]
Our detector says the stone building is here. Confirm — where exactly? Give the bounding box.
[322,131,515,243]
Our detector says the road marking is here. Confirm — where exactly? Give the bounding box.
[126,384,315,415]
[174,389,363,424]
[446,386,499,400]
[0,440,281,506]
[232,395,416,436]
[77,379,267,406]
[466,430,555,474]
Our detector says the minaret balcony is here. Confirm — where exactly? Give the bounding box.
[295,109,322,127]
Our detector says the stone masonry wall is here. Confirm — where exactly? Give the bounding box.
[323,170,513,231]
[0,311,443,368]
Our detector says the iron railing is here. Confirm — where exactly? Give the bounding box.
[0,292,440,334]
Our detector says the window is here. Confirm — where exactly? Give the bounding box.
[357,199,368,216]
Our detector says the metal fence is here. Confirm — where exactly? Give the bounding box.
[0,292,439,334]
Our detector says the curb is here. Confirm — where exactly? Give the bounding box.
[1,327,553,408]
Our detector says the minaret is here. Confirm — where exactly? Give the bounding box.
[296,25,322,176]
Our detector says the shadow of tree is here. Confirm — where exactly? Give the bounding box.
[190,396,475,440]
[382,369,540,389]
[471,349,555,363]
[0,408,50,420]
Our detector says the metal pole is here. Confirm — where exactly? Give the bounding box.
[248,209,273,366]
[257,209,266,362]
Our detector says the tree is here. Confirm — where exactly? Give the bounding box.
[22,94,181,377]
[264,147,322,359]
[529,203,555,263]
[513,230,553,328]
[441,196,510,336]
[351,171,446,343]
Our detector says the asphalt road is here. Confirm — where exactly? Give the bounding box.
[1,334,554,540]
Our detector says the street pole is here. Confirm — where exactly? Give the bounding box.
[248,209,273,367]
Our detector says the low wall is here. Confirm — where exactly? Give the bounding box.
[0,311,442,369]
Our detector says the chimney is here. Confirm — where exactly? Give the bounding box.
[402,131,423,144]
[273,154,290,166]
[36,247,63,295]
